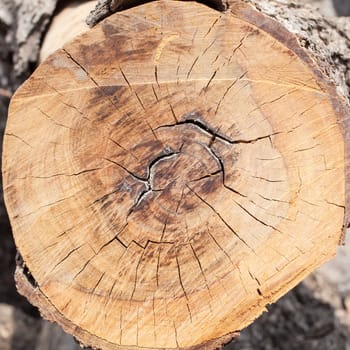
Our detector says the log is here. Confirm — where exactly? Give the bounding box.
[2,0,350,349]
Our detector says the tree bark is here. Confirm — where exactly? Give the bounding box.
[243,1,350,102]
[2,1,350,350]
[0,0,58,78]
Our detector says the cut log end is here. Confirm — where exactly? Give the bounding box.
[3,1,349,349]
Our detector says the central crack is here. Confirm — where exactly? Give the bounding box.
[120,115,248,223]
[155,111,280,145]
[102,111,274,244]
[103,110,282,248]
[128,149,183,216]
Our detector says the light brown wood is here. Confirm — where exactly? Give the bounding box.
[3,1,349,349]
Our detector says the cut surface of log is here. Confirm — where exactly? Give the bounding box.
[2,1,349,349]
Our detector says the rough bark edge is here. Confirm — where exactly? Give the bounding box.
[241,1,350,99]
[229,0,350,242]
[0,0,58,78]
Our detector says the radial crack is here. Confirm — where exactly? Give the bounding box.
[206,146,247,198]
[205,15,221,37]
[5,133,33,148]
[126,151,181,217]
[103,158,148,182]
[187,56,199,79]
[187,185,254,252]
[51,243,85,272]
[215,71,248,114]
[154,65,160,87]
[228,33,250,64]
[189,170,221,183]
[37,107,73,130]
[63,48,125,135]
[189,242,213,299]
[206,224,235,266]
[175,254,193,322]
[130,250,146,301]
[234,201,282,233]
[204,70,217,90]
[15,168,101,180]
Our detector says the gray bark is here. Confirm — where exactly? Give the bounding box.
[247,0,350,102]
[0,0,57,79]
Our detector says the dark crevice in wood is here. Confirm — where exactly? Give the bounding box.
[206,145,247,199]
[125,151,180,216]
[103,158,148,182]
[155,116,281,145]
[16,253,38,289]
[189,170,222,183]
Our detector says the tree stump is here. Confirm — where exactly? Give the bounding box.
[2,0,350,349]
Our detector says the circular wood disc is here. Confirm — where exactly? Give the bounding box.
[3,1,348,349]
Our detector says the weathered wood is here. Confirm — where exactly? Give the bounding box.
[2,1,350,349]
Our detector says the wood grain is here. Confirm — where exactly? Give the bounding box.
[3,1,348,349]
